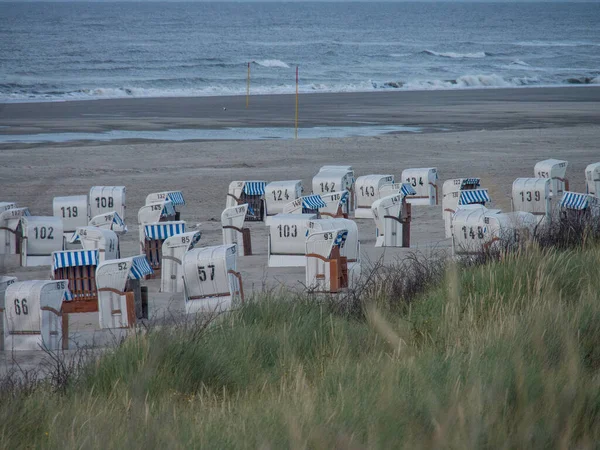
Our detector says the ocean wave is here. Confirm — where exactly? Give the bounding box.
[510,59,530,67]
[253,59,290,69]
[2,74,598,103]
[422,50,489,59]
[565,77,599,85]
[373,74,540,90]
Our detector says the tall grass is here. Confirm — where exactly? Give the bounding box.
[1,246,600,449]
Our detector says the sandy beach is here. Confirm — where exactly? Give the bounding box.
[1,87,599,367]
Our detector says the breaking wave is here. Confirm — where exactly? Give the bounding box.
[252,59,290,69]
[422,50,490,59]
[2,73,599,103]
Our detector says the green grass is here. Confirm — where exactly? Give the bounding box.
[1,246,600,449]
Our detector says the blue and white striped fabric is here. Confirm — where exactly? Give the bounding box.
[400,183,417,197]
[53,250,99,270]
[459,189,490,205]
[302,194,327,209]
[63,289,74,302]
[461,178,481,188]
[166,191,185,206]
[339,190,349,205]
[68,231,81,244]
[129,256,154,279]
[243,181,266,196]
[162,201,176,217]
[560,192,589,210]
[334,230,348,247]
[112,212,125,227]
[144,222,186,240]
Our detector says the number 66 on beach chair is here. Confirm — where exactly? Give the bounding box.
[0,276,17,351]
[2,280,70,351]
[182,245,244,315]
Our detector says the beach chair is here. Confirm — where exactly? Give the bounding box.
[71,226,119,261]
[267,214,318,267]
[221,204,252,256]
[312,167,356,215]
[265,180,303,216]
[2,280,69,351]
[226,181,266,222]
[89,186,126,223]
[307,218,361,286]
[182,245,244,315]
[585,163,600,197]
[145,190,185,221]
[511,178,552,225]
[96,256,153,329]
[305,228,349,294]
[0,276,17,350]
[89,210,127,235]
[559,192,600,221]
[442,178,490,239]
[161,230,201,294]
[142,221,186,277]
[0,207,29,257]
[19,216,63,267]
[354,174,395,218]
[451,206,537,257]
[53,195,89,250]
[401,168,439,206]
[534,159,568,199]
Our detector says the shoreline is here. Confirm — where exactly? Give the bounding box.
[2,83,598,106]
[1,86,599,146]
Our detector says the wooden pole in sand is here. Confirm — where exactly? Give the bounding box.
[295,66,299,139]
[246,62,250,108]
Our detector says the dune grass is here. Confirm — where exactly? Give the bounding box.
[1,245,600,449]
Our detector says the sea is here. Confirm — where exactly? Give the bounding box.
[1,1,599,103]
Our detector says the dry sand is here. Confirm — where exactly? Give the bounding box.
[1,87,599,369]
